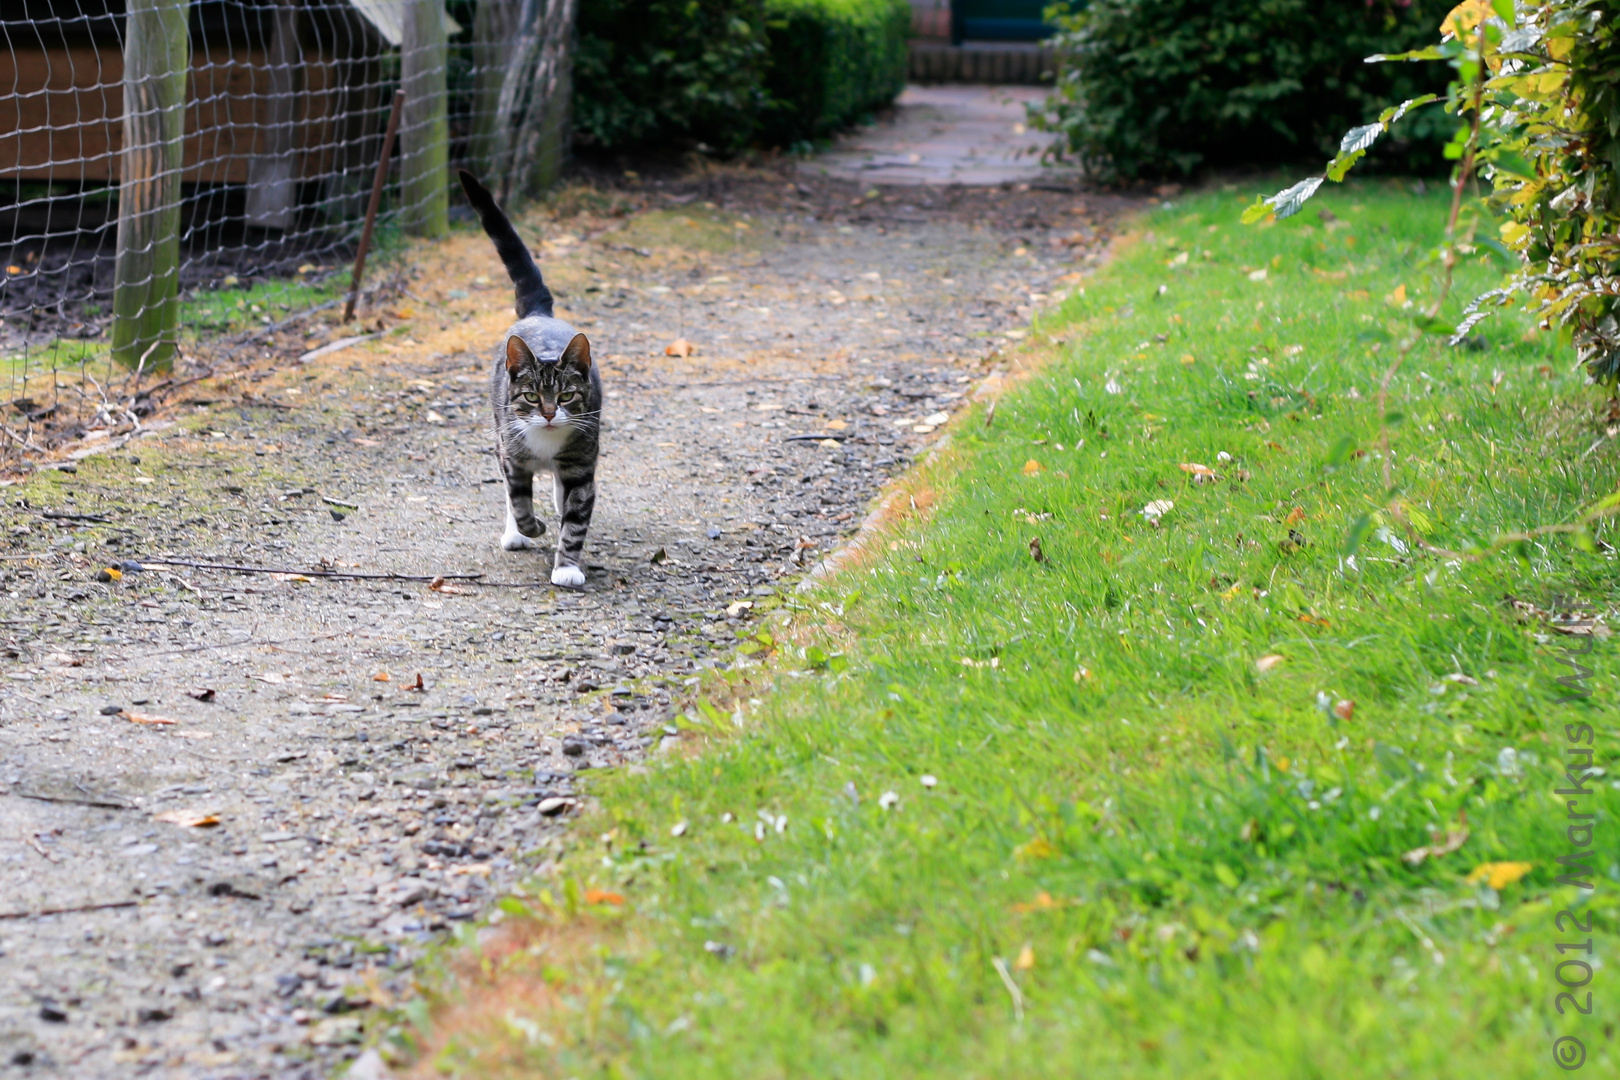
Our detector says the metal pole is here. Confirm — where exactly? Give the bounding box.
[343,88,406,324]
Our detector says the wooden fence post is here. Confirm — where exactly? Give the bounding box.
[113,0,190,371]
[401,0,448,238]
[244,0,300,229]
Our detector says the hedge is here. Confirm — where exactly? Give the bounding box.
[1032,0,1456,180]
[761,0,911,144]
[574,0,909,152]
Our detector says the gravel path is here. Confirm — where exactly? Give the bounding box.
[0,159,1133,1078]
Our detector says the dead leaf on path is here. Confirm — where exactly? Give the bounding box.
[649,546,668,565]
[122,711,178,725]
[826,419,848,430]
[269,573,312,583]
[409,673,425,692]
[373,672,390,682]
[445,864,492,878]
[583,888,626,906]
[351,438,381,448]
[428,576,470,595]
[1255,654,1284,673]
[253,672,290,684]
[187,687,216,702]
[173,730,214,740]
[154,809,220,828]
[665,339,696,357]
[725,600,753,617]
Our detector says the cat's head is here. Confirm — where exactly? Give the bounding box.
[503,328,593,430]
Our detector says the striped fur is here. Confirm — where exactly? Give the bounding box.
[462,171,602,588]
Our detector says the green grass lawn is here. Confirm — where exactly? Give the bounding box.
[408,180,1618,1078]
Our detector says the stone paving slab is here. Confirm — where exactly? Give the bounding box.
[806,84,1080,188]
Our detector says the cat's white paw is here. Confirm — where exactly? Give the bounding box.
[551,564,586,588]
[501,524,537,550]
[502,507,540,550]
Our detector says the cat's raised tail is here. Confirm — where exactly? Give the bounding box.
[457,169,554,320]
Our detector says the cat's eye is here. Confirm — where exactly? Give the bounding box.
[521,392,540,404]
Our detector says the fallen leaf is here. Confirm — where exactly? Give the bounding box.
[445,863,492,877]
[1466,861,1533,890]
[725,600,753,617]
[351,438,381,448]
[583,888,626,906]
[153,809,220,828]
[665,339,696,357]
[1333,699,1355,721]
[1402,824,1470,866]
[1029,537,1045,563]
[650,546,668,564]
[428,576,469,595]
[1142,499,1174,520]
[1285,506,1306,525]
[1022,459,1044,475]
[122,711,178,725]
[1255,654,1284,673]
[1011,891,1057,913]
[1015,943,1036,971]
[1298,612,1331,629]
[1389,283,1407,305]
[187,687,216,702]
[409,673,425,692]
[1178,462,1219,483]
[373,672,390,682]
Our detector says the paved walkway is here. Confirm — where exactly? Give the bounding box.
[807,84,1080,188]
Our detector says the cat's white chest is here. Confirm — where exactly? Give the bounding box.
[521,424,572,463]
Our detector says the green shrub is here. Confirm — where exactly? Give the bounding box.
[574,0,909,152]
[761,0,912,143]
[574,0,772,153]
[1033,0,1456,180]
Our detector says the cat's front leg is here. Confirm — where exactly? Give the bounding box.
[550,470,595,587]
[501,465,546,551]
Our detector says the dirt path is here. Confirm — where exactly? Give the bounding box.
[0,149,1133,1078]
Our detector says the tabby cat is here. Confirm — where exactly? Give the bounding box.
[459,170,601,588]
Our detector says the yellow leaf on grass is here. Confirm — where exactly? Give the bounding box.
[1014,836,1057,861]
[1388,284,1408,306]
[1011,891,1058,913]
[1466,861,1533,890]
[1255,654,1284,673]
[1022,459,1044,475]
[583,888,626,906]
[1014,943,1036,971]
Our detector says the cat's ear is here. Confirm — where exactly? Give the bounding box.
[506,335,536,376]
[561,332,591,373]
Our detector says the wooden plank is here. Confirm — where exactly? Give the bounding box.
[0,44,342,184]
[244,0,300,227]
[113,0,189,371]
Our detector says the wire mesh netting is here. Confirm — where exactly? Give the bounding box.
[0,0,573,466]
